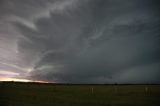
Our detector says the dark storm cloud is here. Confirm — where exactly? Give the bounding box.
[0,0,160,83]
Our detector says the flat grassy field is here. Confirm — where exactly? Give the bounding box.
[0,82,160,106]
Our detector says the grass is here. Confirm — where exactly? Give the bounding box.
[0,82,160,106]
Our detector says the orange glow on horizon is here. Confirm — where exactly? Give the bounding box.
[0,77,50,83]
[0,77,31,82]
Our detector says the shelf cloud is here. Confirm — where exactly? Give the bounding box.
[0,0,160,83]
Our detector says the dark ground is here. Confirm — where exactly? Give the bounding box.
[0,82,160,106]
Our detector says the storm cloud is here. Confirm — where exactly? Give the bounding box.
[0,0,160,83]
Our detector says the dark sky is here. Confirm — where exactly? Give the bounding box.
[0,0,160,83]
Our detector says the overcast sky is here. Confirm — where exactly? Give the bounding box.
[0,0,160,83]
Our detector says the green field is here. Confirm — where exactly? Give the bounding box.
[0,82,160,106]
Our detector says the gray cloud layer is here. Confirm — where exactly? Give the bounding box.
[0,0,160,83]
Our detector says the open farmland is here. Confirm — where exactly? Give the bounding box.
[0,82,160,106]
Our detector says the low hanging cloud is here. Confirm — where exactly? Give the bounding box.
[0,0,160,83]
